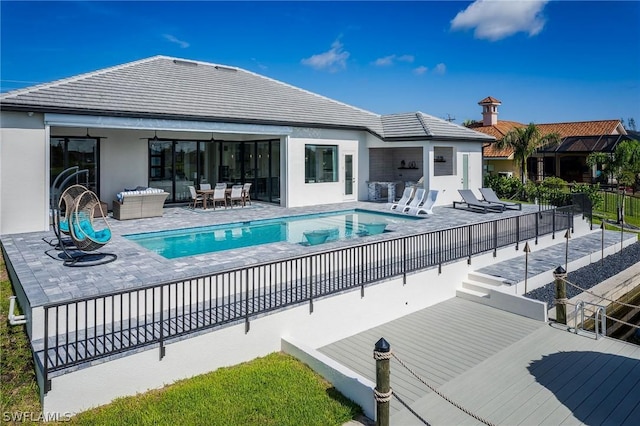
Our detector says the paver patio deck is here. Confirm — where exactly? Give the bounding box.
[1,201,540,306]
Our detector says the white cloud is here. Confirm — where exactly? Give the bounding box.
[433,63,447,75]
[397,55,415,63]
[301,40,350,72]
[373,54,415,67]
[163,34,189,48]
[374,55,396,66]
[450,0,548,41]
[413,66,428,75]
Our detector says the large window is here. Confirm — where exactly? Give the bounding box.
[305,145,338,183]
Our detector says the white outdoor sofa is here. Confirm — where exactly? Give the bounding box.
[112,188,169,220]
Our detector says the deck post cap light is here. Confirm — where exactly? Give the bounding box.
[523,242,531,253]
[374,337,390,353]
[553,265,566,276]
[564,230,571,239]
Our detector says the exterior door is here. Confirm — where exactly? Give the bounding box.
[462,154,469,189]
[344,152,355,199]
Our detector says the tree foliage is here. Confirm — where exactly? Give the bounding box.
[495,123,561,184]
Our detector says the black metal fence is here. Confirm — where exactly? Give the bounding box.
[600,191,640,218]
[39,206,575,392]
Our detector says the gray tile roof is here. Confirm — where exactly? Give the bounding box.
[1,56,494,141]
[382,112,495,141]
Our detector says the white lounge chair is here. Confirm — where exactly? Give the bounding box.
[401,188,426,213]
[388,187,414,210]
[407,189,438,215]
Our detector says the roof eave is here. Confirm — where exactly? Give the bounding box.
[384,135,495,143]
[0,103,385,139]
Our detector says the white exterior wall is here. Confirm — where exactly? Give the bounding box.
[285,127,364,207]
[0,112,48,235]
[39,229,565,416]
[364,136,484,207]
[429,142,483,206]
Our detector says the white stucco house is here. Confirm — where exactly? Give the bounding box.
[0,55,494,235]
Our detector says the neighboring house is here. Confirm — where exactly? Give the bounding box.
[468,96,629,182]
[0,56,493,234]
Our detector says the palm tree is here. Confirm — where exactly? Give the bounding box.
[495,123,560,183]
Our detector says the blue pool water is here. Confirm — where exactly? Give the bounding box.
[125,209,419,258]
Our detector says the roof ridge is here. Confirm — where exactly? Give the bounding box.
[538,119,620,126]
[415,112,432,136]
[0,56,164,99]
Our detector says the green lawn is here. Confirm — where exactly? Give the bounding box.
[69,352,360,426]
[0,253,362,426]
[0,253,41,419]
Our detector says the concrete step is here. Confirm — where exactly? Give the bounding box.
[456,288,490,302]
[467,271,512,286]
[461,280,491,295]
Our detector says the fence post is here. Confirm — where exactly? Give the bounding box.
[515,215,520,251]
[374,338,392,426]
[554,266,567,325]
[493,220,498,257]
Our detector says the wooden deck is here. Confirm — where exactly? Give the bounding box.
[318,297,640,425]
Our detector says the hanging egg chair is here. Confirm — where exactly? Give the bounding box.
[57,184,88,236]
[69,190,112,251]
[63,190,117,266]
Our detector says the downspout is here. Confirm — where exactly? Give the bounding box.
[8,296,27,325]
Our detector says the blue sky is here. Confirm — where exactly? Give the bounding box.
[1,1,639,126]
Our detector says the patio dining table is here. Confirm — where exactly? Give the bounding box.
[196,188,230,210]
[196,187,248,209]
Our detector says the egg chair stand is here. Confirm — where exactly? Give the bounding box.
[61,189,117,267]
[44,166,89,250]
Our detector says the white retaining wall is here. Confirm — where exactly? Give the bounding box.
[39,222,596,415]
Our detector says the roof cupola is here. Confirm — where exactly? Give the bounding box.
[478,96,501,126]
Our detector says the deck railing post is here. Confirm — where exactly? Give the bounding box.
[467,225,472,265]
[159,286,165,360]
[438,230,442,274]
[402,237,407,285]
[493,220,498,257]
[44,306,51,393]
[554,266,568,325]
[245,268,251,333]
[373,338,391,426]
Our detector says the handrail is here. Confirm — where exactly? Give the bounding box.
[39,205,576,391]
[573,300,606,339]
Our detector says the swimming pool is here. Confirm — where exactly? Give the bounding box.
[125,209,420,258]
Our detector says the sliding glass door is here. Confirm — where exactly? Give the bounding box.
[50,137,99,192]
[149,138,280,204]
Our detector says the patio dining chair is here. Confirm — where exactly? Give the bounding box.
[227,185,244,208]
[212,186,227,209]
[200,183,211,190]
[188,185,205,209]
[215,182,227,190]
[242,182,252,205]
